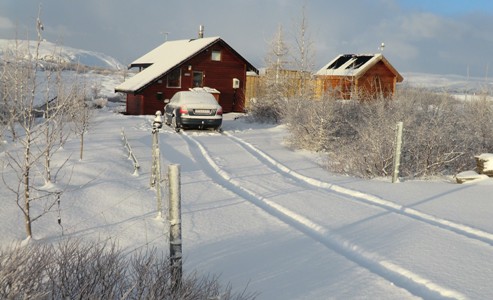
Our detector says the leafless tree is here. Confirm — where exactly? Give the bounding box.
[8,14,45,239]
[38,46,69,184]
[1,38,31,142]
[249,24,291,123]
[266,24,290,88]
[1,8,78,239]
[71,82,91,160]
[289,2,316,99]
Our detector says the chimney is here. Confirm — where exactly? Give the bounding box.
[198,25,204,38]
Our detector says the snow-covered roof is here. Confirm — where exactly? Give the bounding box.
[115,37,257,93]
[315,53,403,82]
[131,36,220,67]
[115,37,220,93]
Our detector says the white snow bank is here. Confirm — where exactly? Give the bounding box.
[476,153,493,172]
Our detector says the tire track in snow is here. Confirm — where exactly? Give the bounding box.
[181,132,467,300]
[223,131,493,247]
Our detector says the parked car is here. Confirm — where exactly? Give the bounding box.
[164,91,223,132]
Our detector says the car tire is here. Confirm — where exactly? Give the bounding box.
[172,116,180,132]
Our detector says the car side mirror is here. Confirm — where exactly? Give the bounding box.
[164,99,170,104]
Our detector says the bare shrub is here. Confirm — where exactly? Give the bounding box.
[285,88,493,179]
[333,99,400,177]
[247,97,284,124]
[0,242,54,299]
[93,97,108,108]
[461,95,493,150]
[394,90,467,177]
[283,95,340,151]
[0,240,257,300]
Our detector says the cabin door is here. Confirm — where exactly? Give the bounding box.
[193,71,204,87]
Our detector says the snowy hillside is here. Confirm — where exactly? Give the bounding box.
[0,39,123,70]
[402,72,493,97]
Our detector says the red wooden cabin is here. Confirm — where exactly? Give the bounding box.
[115,36,258,115]
[315,54,403,99]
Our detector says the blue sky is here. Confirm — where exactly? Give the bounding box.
[398,0,493,15]
[0,0,492,77]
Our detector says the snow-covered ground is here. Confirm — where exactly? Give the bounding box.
[2,100,493,299]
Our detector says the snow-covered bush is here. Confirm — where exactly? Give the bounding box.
[0,240,257,300]
[247,97,284,124]
[283,96,346,151]
[285,88,493,179]
[93,97,108,108]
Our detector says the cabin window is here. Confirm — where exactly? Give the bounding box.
[167,68,181,88]
[156,92,163,101]
[211,50,221,61]
[193,71,204,87]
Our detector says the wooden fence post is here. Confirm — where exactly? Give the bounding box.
[151,111,164,217]
[150,130,158,188]
[392,122,403,183]
[168,164,182,291]
[155,130,162,218]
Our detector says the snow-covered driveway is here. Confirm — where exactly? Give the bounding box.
[147,115,493,300]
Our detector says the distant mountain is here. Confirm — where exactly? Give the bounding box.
[0,39,123,70]
[1,38,490,97]
[402,72,493,95]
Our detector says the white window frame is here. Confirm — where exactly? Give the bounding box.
[167,68,181,88]
[211,50,221,61]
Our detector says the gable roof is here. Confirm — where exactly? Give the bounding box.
[315,53,403,82]
[115,37,258,93]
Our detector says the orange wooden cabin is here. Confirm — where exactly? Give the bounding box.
[315,54,403,99]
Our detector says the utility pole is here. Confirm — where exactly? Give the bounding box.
[169,164,182,292]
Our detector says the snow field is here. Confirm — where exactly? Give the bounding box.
[2,110,493,299]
